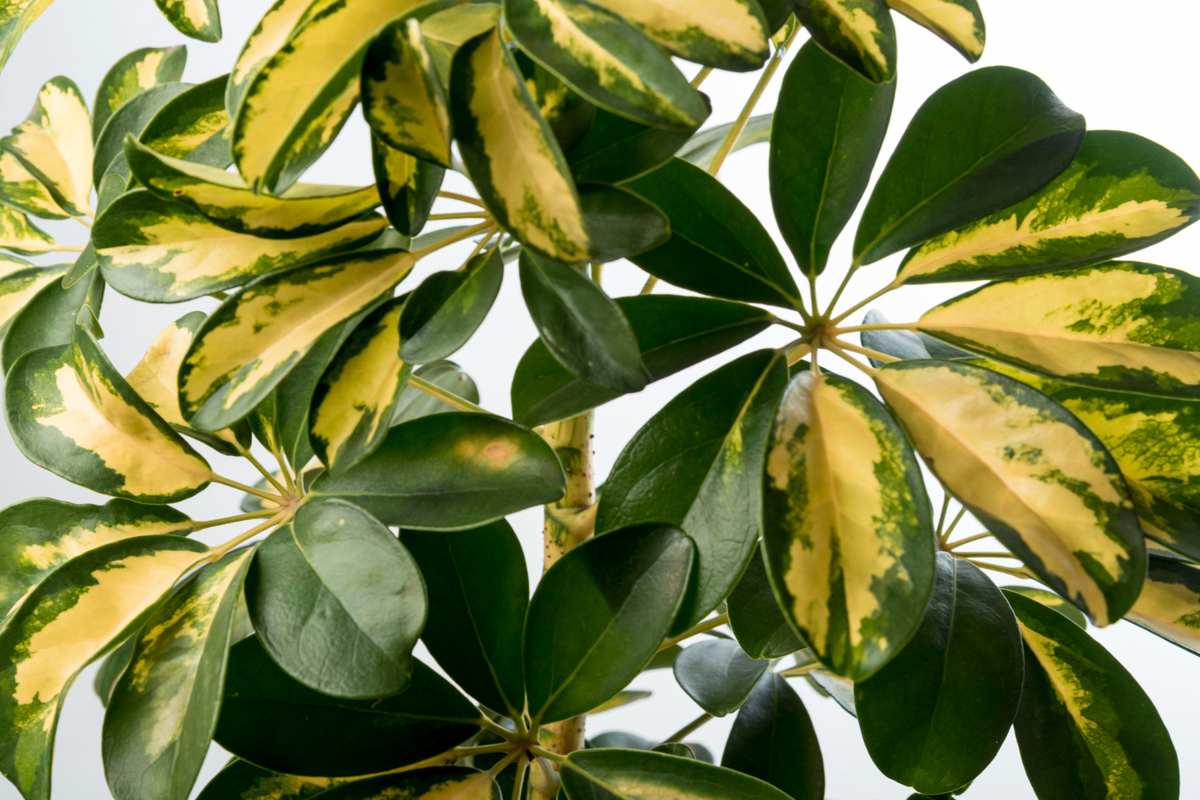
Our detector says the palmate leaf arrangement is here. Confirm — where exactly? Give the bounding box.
[1,0,1200,798]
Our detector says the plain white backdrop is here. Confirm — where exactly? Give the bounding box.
[2,2,1199,797]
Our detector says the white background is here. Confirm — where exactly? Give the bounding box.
[2,2,1199,798]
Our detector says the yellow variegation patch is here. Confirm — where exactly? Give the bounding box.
[590,0,768,69]
[0,202,55,253]
[794,0,895,82]
[0,149,67,218]
[154,0,221,42]
[1128,557,1200,655]
[888,0,984,60]
[2,76,92,216]
[93,46,187,139]
[0,264,64,330]
[227,0,316,116]
[363,19,451,166]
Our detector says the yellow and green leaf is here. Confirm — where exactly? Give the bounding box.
[1,263,103,375]
[197,759,350,800]
[140,75,232,165]
[179,248,415,432]
[362,19,451,166]
[95,190,386,302]
[761,371,935,680]
[888,0,984,61]
[0,262,64,331]
[0,535,209,800]
[0,149,68,218]
[420,2,498,80]
[875,360,1145,625]
[0,0,52,74]
[371,135,443,237]
[104,548,254,800]
[225,0,317,119]
[2,76,92,217]
[918,262,1200,398]
[450,29,589,261]
[0,202,55,253]
[793,0,896,82]
[589,0,769,71]
[154,0,222,43]
[126,138,381,237]
[5,328,212,503]
[93,45,188,140]
[1127,555,1200,657]
[899,132,1200,284]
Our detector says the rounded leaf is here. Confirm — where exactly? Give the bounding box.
[673,639,768,717]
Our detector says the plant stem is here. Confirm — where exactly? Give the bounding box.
[232,442,289,496]
[408,375,488,414]
[664,712,713,743]
[970,561,1034,580]
[657,613,729,653]
[943,531,991,551]
[824,342,876,374]
[833,321,918,334]
[786,342,812,367]
[934,494,951,541]
[938,507,968,546]
[690,65,713,88]
[829,277,904,325]
[640,274,659,294]
[463,229,498,266]
[438,190,486,207]
[411,221,493,258]
[265,437,299,495]
[428,211,489,220]
[590,261,604,286]
[954,550,1016,560]
[512,756,529,798]
[832,338,897,364]
[208,513,288,560]
[530,746,567,764]
[778,662,822,678]
[210,473,285,504]
[479,717,520,740]
[190,510,276,531]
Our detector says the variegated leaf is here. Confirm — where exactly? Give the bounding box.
[0,262,64,331]
[2,76,92,216]
[362,19,451,166]
[310,298,410,471]
[0,149,68,218]
[179,248,415,432]
[0,499,191,620]
[371,135,443,237]
[918,262,1200,398]
[875,360,1145,625]
[7,328,212,503]
[900,132,1200,284]
[140,75,232,165]
[0,0,51,73]
[589,0,769,70]
[95,190,386,302]
[450,29,590,261]
[93,82,191,187]
[421,2,498,80]
[1127,555,1200,656]
[309,769,500,798]
[1,261,103,374]
[503,0,708,130]
[93,45,188,140]
[1004,586,1088,629]
[103,548,253,800]
[197,760,348,800]
[888,0,984,61]
[793,0,896,82]
[761,371,935,680]
[0,536,209,800]
[225,0,316,119]
[155,0,222,43]
[0,200,55,253]
[232,0,447,193]
[562,749,792,800]
[126,138,380,238]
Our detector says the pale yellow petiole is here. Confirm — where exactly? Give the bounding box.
[657,613,729,653]
[408,374,488,414]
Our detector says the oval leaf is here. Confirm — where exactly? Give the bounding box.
[792,0,896,82]
[94,82,191,187]
[727,550,805,660]
[1,263,102,373]
[362,19,452,166]
[93,46,188,140]
[399,246,502,363]
[721,673,824,800]
[589,0,769,71]
[155,0,221,42]
[562,749,793,800]
[0,148,68,218]
[139,75,232,167]
[673,639,768,717]
[888,0,985,61]
[566,106,696,184]
[2,76,93,216]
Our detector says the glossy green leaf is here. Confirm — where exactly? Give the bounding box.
[576,184,671,262]
[562,749,792,800]
[400,246,502,363]
[215,637,479,777]
[626,158,800,308]
[762,371,935,679]
[402,520,527,716]
[139,75,232,166]
[371,135,444,237]
[855,554,1023,794]
[1127,554,1200,656]
[362,18,451,166]
[310,412,565,529]
[727,549,805,659]
[599,350,788,630]
[102,548,252,800]
[888,0,985,62]
[854,67,1085,266]
[1,263,102,373]
[721,673,824,800]
[566,106,696,184]
[770,39,894,275]
[525,523,694,724]
[793,0,896,82]
[391,360,479,425]
[2,76,93,217]
[519,251,648,392]
[673,639,767,717]
[94,82,190,187]
[155,0,221,42]
[93,46,188,140]
[248,498,426,698]
[0,536,208,800]
[1009,590,1179,800]
[875,360,1146,626]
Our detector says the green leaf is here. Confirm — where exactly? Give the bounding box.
[0,0,51,75]
[402,521,527,715]
[93,636,137,708]
[310,412,566,529]
[920,261,1200,398]
[727,550,805,659]
[562,749,793,800]
[1004,586,1088,630]
[139,75,232,166]
[598,350,788,630]
[576,184,671,262]
[854,67,1085,266]
[102,548,252,800]
[626,158,800,308]
[93,46,188,140]
[503,0,708,130]
[525,523,694,724]
[900,131,1200,284]
[2,76,93,217]
[588,0,769,71]
[362,19,452,166]
[792,0,896,82]
[566,107,697,184]
[198,760,349,800]
[0,498,190,620]
[721,674,824,800]
[6,329,212,503]
[215,637,479,777]
[1008,590,1179,800]
[94,82,190,187]
[673,639,767,717]
[519,251,648,392]
[391,360,479,424]
[678,113,773,171]
[179,248,414,432]
[874,360,1146,625]
[371,135,444,237]
[770,39,894,275]
[762,371,935,679]
[0,536,208,800]
[888,0,985,62]
[513,295,773,427]
[154,0,222,42]
[1,264,102,373]
[855,554,1023,794]
[248,499,426,698]
[399,246,503,363]
[1127,554,1200,657]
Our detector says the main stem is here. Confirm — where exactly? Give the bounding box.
[531,412,596,800]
